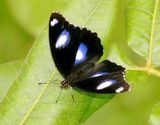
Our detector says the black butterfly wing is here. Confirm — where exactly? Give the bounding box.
[49,12,103,78]
[72,60,130,93]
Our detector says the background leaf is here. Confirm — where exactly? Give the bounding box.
[0,0,33,64]
[125,0,160,67]
[150,103,160,125]
[6,0,71,36]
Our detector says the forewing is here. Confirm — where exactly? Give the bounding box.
[49,12,103,78]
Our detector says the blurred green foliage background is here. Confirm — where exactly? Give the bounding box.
[0,0,160,125]
[0,0,64,63]
[0,0,33,63]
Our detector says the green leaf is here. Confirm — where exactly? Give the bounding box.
[1,0,160,125]
[0,1,121,124]
[125,0,160,67]
[0,61,22,102]
[0,30,112,125]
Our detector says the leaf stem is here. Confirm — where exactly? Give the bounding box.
[128,67,160,78]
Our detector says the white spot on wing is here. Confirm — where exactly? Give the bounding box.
[115,86,124,93]
[50,19,58,27]
[76,50,83,60]
[55,30,70,49]
[91,72,107,78]
[97,80,114,90]
[92,73,102,78]
[74,43,88,65]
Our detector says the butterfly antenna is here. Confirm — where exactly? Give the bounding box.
[38,79,60,85]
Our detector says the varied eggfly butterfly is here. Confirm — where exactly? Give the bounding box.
[49,12,130,94]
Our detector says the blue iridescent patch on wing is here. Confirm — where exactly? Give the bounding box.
[74,43,88,65]
[55,29,70,49]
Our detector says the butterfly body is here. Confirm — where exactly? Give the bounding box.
[49,12,130,94]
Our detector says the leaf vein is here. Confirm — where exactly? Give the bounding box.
[128,67,160,78]
[83,0,104,26]
[147,0,159,67]
[19,70,56,125]
[126,7,153,17]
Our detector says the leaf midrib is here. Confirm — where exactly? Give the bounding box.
[19,70,56,125]
[128,1,160,78]
[83,0,103,26]
[147,0,159,68]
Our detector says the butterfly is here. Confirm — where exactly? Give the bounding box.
[49,12,130,94]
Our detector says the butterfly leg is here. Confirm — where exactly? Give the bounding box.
[55,87,63,103]
[69,87,74,103]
